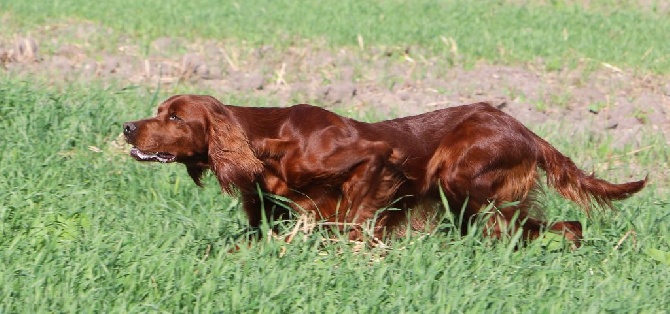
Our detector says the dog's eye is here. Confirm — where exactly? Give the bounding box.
[169,114,181,121]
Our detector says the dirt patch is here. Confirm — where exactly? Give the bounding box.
[2,22,669,149]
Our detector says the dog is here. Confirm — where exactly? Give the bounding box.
[123,95,646,247]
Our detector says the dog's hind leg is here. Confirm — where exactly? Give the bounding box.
[426,119,583,247]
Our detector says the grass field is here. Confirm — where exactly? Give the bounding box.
[1,1,670,313]
[2,0,670,73]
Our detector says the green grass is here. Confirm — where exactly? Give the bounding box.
[2,0,670,73]
[1,77,669,312]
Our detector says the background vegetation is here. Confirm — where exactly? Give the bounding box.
[2,0,670,72]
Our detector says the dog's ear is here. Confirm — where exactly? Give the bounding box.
[208,110,263,193]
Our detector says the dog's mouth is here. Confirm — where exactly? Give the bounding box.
[130,147,176,163]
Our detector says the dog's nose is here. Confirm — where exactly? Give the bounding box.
[123,122,136,135]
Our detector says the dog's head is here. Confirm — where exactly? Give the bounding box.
[123,95,216,164]
[123,95,262,189]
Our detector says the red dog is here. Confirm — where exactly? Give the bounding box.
[123,95,646,247]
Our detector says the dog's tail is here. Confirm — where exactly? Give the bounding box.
[535,135,646,213]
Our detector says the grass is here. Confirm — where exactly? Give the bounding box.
[1,0,670,73]
[1,77,669,313]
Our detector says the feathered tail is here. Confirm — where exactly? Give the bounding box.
[535,135,646,213]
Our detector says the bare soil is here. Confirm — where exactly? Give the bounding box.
[2,22,669,151]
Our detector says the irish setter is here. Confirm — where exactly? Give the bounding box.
[123,95,646,247]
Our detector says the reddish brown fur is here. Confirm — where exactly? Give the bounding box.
[123,95,646,247]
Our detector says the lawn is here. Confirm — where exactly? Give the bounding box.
[1,1,669,312]
[2,0,670,73]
